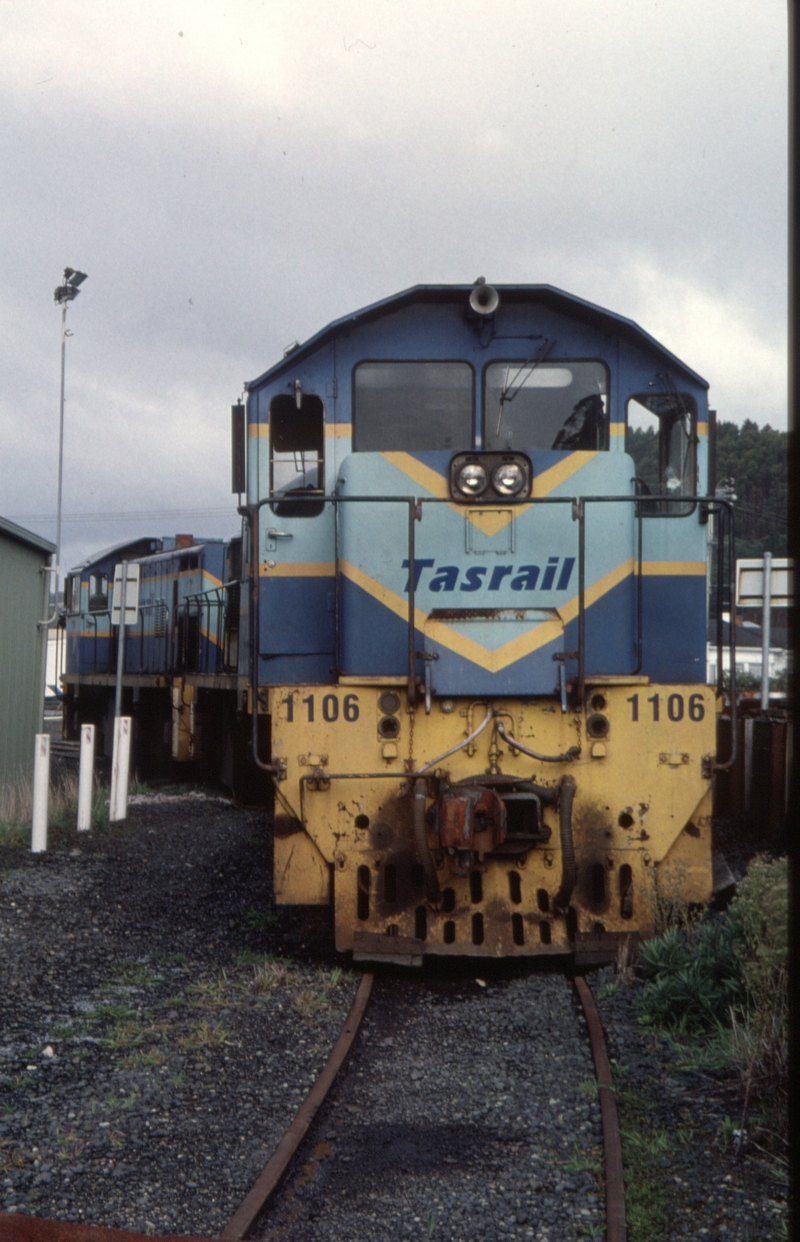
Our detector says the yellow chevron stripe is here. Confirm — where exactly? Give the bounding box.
[380,450,598,536]
[339,559,428,631]
[380,452,449,498]
[641,561,705,576]
[532,451,598,496]
[338,557,636,673]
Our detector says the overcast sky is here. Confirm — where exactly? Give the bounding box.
[1,0,787,576]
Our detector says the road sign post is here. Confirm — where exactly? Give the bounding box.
[110,563,140,822]
[736,556,793,707]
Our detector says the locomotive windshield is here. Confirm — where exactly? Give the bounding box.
[353,361,473,451]
[484,361,608,451]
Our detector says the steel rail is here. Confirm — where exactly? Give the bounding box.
[0,1217,211,1241]
[219,971,375,1239]
[573,974,627,1242]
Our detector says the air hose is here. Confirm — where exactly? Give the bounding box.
[553,774,577,914]
[413,777,441,905]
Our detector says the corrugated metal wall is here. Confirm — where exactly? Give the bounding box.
[0,530,51,790]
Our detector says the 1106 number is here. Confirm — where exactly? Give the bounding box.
[626,692,704,723]
[282,693,360,723]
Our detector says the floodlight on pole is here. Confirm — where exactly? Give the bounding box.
[52,267,87,611]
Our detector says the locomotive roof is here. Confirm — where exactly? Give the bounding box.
[69,536,226,574]
[246,283,709,390]
[69,536,164,574]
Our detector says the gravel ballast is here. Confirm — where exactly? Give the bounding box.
[258,967,604,1242]
[0,796,355,1237]
[0,793,788,1240]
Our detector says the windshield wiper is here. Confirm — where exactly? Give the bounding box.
[496,337,555,439]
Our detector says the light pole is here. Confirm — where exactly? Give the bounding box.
[53,267,87,603]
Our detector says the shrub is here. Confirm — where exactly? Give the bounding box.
[637,920,745,1034]
[637,855,788,1097]
[727,855,788,1088]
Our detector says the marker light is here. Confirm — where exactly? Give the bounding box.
[457,463,488,496]
[492,462,525,496]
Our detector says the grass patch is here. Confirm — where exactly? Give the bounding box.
[250,961,294,992]
[574,1078,599,1099]
[100,1019,168,1052]
[87,1003,137,1023]
[111,962,162,988]
[0,773,190,846]
[292,988,332,1017]
[236,949,293,968]
[0,1075,32,1093]
[0,1139,30,1172]
[48,1022,75,1039]
[103,1093,140,1112]
[178,1021,234,1050]
[188,971,236,1008]
[121,1046,169,1069]
[55,1129,84,1160]
[614,1080,676,1240]
[245,908,281,931]
[564,1142,602,1176]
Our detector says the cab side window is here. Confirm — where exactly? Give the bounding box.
[64,574,82,614]
[270,394,325,517]
[88,573,108,612]
[626,391,697,515]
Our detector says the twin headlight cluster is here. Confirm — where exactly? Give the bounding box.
[449,452,532,502]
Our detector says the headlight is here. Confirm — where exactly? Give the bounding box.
[492,462,525,496]
[456,463,488,496]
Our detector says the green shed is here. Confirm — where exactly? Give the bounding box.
[0,516,55,792]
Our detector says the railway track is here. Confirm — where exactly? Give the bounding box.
[1,968,624,1242]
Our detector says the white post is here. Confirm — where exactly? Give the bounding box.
[109,716,131,822]
[31,733,50,853]
[760,551,772,710]
[77,723,95,831]
[114,561,128,722]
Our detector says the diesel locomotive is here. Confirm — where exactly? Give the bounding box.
[63,282,736,964]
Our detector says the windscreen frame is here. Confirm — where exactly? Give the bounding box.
[482,357,611,453]
[352,358,476,452]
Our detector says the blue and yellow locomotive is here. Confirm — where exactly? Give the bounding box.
[64,281,735,963]
[62,534,249,782]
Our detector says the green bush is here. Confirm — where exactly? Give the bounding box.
[637,855,788,1091]
[727,855,788,1084]
[637,920,745,1034]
